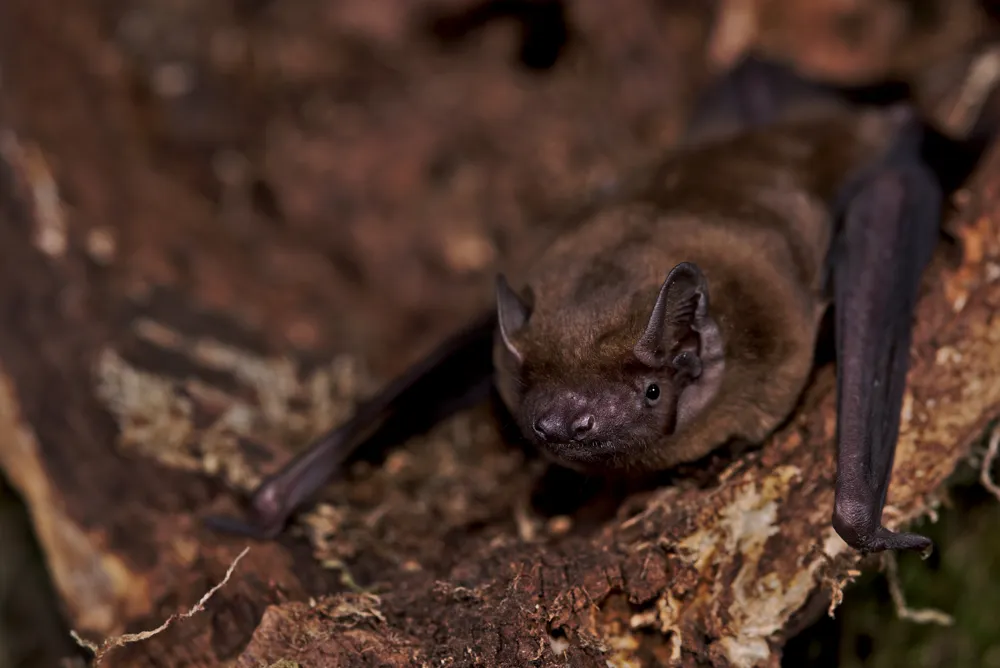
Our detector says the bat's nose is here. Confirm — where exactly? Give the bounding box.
[533,412,595,442]
[571,414,595,438]
[532,414,561,441]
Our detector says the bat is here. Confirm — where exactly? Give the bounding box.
[206,54,990,554]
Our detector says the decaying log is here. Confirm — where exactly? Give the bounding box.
[1,1,999,666]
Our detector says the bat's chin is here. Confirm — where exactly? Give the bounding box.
[537,438,632,469]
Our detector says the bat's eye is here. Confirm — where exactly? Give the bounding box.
[645,383,661,404]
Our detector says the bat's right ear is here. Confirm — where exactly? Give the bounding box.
[636,262,726,428]
[496,274,531,364]
[634,262,723,373]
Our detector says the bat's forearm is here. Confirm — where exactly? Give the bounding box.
[206,311,498,538]
[831,153,939,554]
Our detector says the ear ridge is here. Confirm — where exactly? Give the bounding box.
[496,273,531,364]
[634,262,709,368]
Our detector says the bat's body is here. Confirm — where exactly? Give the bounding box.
[494,106,903,474]
[207,56,981,555]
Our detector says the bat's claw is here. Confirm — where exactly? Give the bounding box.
[864,526,933,556]
[834,511,933,556]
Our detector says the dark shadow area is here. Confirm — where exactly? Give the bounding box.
[0,472,84,668]
[423,0,571,70]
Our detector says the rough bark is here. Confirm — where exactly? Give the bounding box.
[1,1,999,667]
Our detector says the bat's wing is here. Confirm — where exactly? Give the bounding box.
[205,311,498,539]
[682,54,844,144]
[688,55,942,554]
[829,114,940,554]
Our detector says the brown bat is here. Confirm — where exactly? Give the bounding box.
[206,55,989,554]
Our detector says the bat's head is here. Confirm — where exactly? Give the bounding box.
[493,262,726,469]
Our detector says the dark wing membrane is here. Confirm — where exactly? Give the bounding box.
[682,54,844,144]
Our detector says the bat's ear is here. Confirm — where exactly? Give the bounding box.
[635,262,709,368]
[634,262,724,376]
[496,273,532,364]
[635,262,726,427]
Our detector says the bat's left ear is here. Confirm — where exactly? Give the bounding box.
[496,273,532,365]
[634,263,726,423]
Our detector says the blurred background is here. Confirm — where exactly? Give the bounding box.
[2,0,1000,666]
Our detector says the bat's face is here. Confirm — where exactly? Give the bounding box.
[493,262,726,470]
[512,369,684,467]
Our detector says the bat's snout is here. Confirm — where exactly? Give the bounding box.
[533,410,596,443]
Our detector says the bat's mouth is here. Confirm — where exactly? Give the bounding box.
[541,438,626,467]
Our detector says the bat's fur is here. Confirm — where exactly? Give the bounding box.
[494,109,909,472]
[207,54,992,551]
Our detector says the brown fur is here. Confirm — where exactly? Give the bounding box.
[494,107,909,472]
